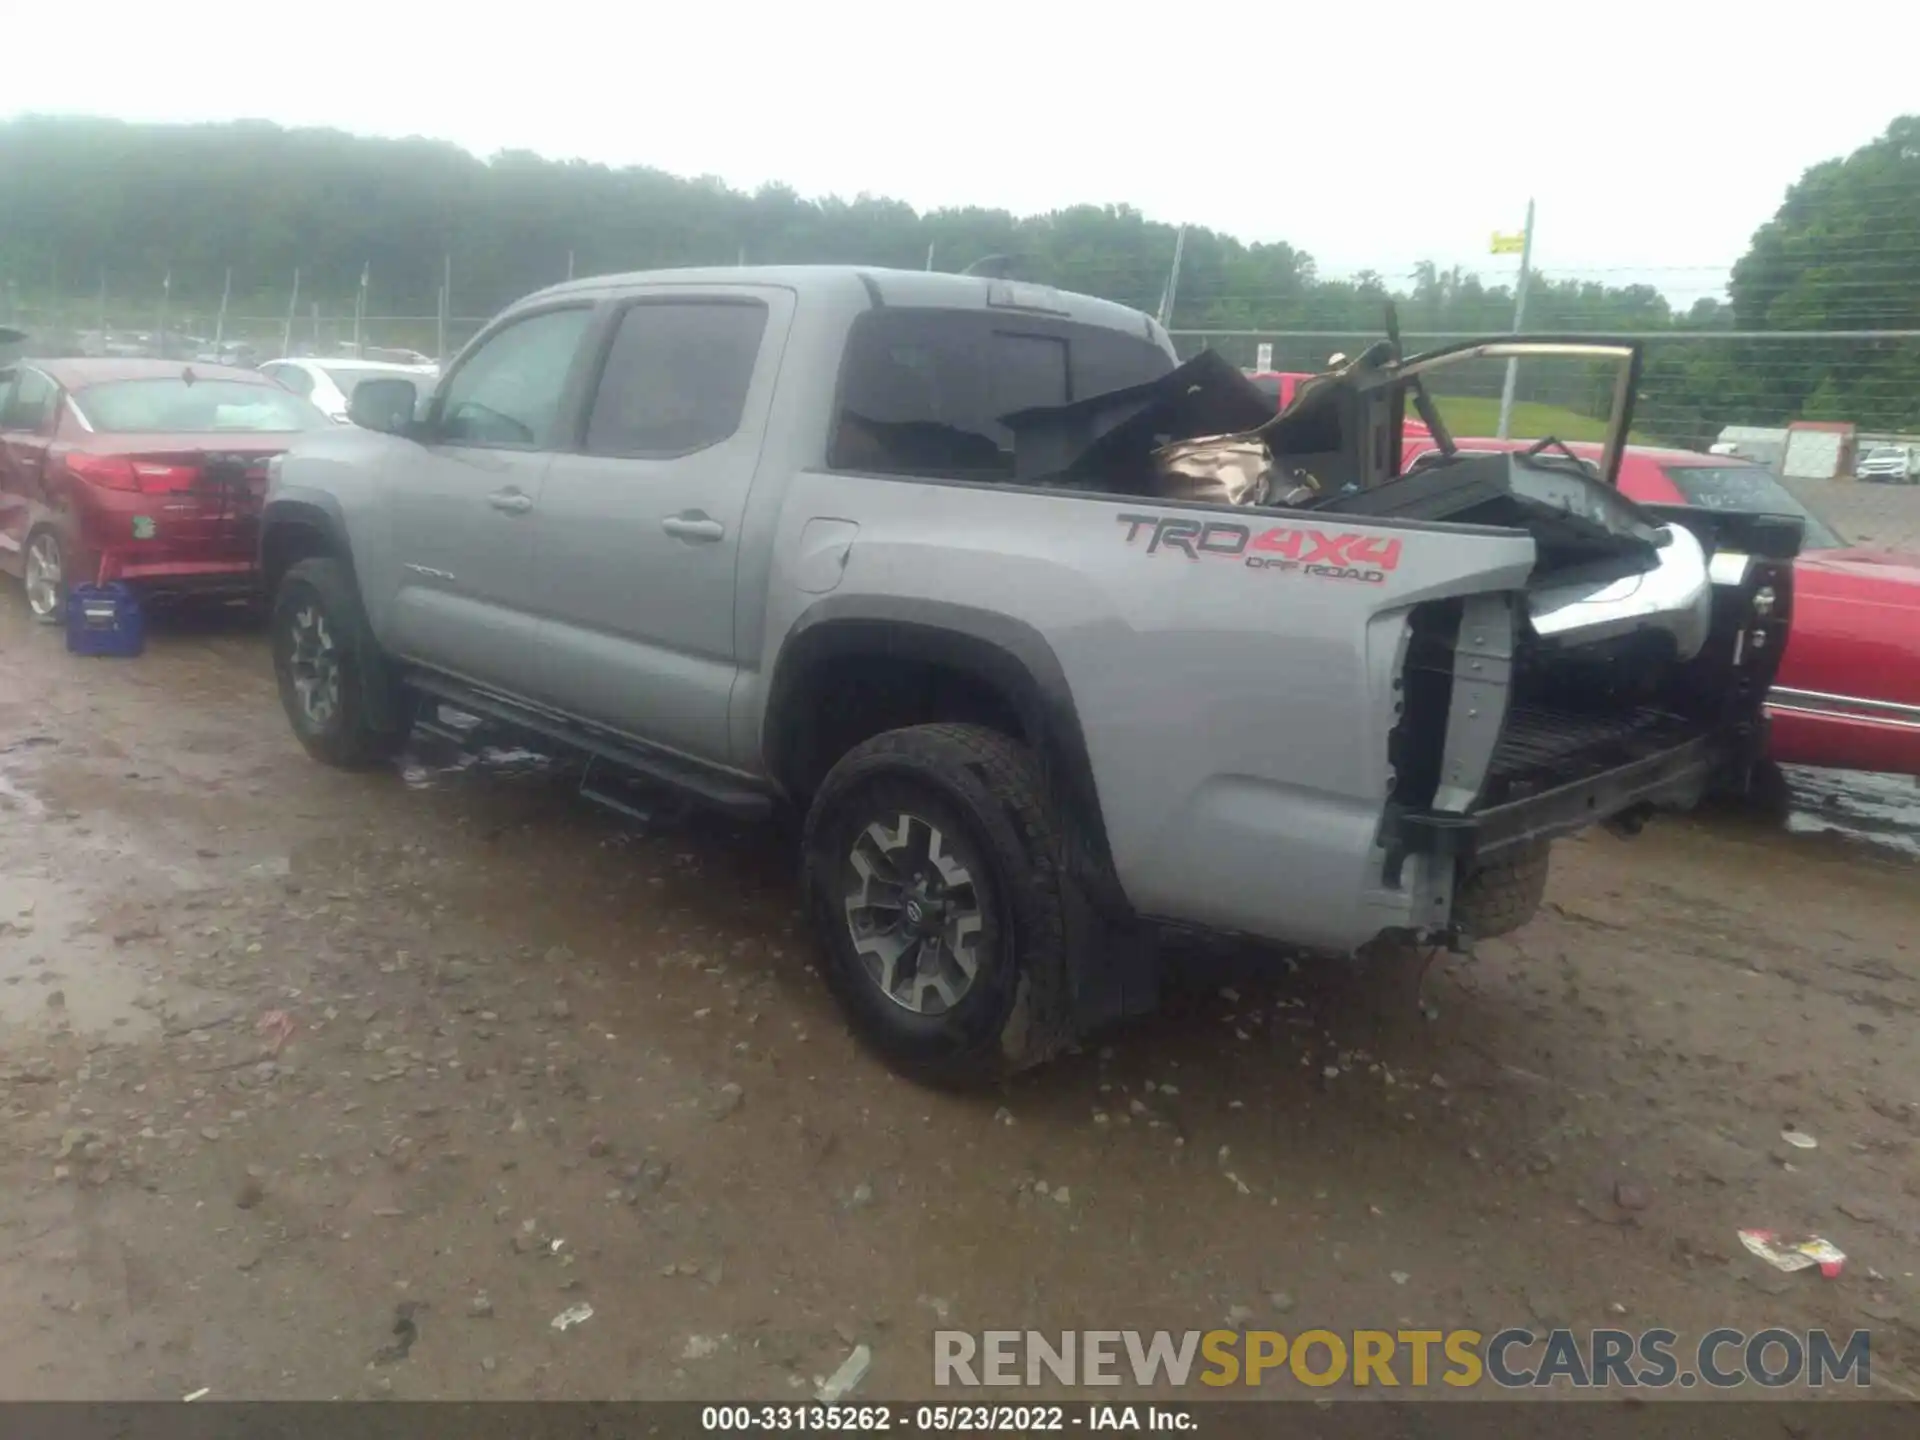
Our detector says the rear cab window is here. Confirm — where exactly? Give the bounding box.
[829,308,1171,480]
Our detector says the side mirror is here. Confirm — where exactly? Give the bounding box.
[347,378,424,436]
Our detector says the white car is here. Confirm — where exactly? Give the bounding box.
[259,358,438,426]
[1855,445,1918,483]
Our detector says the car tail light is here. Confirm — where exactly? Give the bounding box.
[64,453,201,493]
[63,453,140,491]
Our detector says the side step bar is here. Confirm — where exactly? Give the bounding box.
[403,672,775,822]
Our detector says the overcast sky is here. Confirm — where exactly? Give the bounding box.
[4,1,1910,303]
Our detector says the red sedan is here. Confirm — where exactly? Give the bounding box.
[1402,435,1920,778]
[0,358,333,622]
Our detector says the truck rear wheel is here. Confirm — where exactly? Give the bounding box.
[271,556,410,769]
[801,723,1077,1086]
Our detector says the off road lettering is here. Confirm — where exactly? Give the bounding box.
[1254,528,1403,571]
[1305,564,1389,584]
[1120,515,1404,577]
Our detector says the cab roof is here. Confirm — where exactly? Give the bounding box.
[517,264,1165,342]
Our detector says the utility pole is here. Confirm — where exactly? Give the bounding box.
[436,254,451,363]
[353,262,369,355]
[567,249,576,281]
[1496,198,1536,440]
[158,270,172,357]
[283,268,301,355]
[1157,225,1187,329]
[214,267,232,347]
[925,242,935,272]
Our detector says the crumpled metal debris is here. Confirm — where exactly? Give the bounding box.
[1151,435,1273,507]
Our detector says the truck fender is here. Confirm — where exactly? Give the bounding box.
[259,489,405,736]
[260,489,351,594]
[764,600,1156,1031]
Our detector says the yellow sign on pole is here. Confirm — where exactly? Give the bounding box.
[1490,231,1526,256]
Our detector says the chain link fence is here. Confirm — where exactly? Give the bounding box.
[0,297,488,367]
[7,290,1916,470]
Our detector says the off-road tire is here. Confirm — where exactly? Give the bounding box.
[271,556,410,769]
[1454,840,1551,940]
[801,723,1077,1087]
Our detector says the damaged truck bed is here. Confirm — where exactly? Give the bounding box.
[1000,327,1799,946]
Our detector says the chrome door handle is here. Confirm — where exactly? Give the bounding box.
[661,515,725,542]
[487,490,534,515]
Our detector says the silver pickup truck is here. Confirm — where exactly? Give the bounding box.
[259,266,1798,1084]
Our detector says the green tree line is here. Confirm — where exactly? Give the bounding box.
[2,114,1914,442]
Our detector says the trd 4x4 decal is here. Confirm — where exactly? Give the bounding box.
[1117,514,1403,584]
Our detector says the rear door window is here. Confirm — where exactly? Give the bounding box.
[830,309,1171,479]
[583,300,768,456]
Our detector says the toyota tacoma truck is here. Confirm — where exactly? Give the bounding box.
[257,266,1798,1084]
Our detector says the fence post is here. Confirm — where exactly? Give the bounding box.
[283,269,301,356]
[214,268,232,347]
[437,254,451,363]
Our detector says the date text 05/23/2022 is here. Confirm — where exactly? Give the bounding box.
[700,1403,1191,1431]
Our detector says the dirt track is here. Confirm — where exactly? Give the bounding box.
[1,478,1917,1403]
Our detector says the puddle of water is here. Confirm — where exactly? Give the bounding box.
[0,769,45,818]
[399,705,556,790]
[0,876,161,1040]
[1782,766,1920,859]
[400,743,553,790]
[1,748,224,893]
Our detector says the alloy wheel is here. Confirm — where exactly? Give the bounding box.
[286,604,342,729]
[24,533,63,620]
[842,810,986,1015]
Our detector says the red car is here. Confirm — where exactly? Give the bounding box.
[1245,370,1311,410]
[1400,435,1920,778]
[0,358,332,622]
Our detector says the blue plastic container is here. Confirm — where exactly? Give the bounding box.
[65,582,146,658]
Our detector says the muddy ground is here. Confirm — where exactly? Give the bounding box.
[1,477,1917,1404]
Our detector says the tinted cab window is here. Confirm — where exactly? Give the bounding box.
[439,307,593,448]
[585,300,768,456]
[830,309,1171,479]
